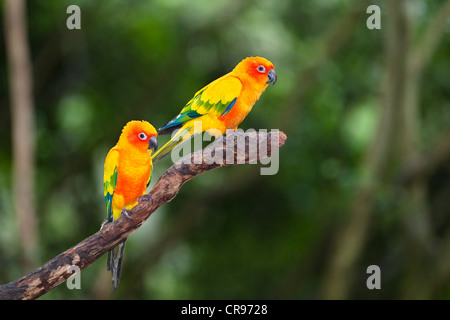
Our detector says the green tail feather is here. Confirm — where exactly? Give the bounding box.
[151,126,194,163]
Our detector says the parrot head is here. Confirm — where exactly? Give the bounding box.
[120,120,158,152]
[234,56,277,87]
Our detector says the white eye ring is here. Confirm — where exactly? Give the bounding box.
[257,65,266,73]
[138,132,147,140]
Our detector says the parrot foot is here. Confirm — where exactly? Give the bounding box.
[121,208,132,220]
[138,194,154,203]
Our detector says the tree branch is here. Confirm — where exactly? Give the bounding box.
[0,130,287,300]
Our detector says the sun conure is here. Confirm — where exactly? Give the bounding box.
[151,56,277,163]
[103,120,158,290]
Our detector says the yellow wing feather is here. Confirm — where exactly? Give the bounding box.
[187,75,242,117]
[152,75,244,163]
[103,147,119,222]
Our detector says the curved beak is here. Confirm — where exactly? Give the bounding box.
[148,136,158,150]
[267,69,277,86]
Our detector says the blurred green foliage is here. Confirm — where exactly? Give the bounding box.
[1,0,450,299]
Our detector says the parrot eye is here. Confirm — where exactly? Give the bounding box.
[257,65,266,73]
[138,132,147,140]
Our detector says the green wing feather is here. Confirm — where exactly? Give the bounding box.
[152,76,242,163]
[185,75,242,116]
[104,148,119,223]
[158,76,242,135]
[103,147,123,288]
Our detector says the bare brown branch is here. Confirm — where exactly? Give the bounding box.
[0,130,287,300]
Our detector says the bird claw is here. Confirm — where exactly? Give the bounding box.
[138,194,154,203]
[121,208,132,220]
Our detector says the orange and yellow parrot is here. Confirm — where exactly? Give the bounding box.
[103,120,158,289]
[151,56,277,162]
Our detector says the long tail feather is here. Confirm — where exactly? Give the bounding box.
[108,239,126,290]
[151,125,195,163]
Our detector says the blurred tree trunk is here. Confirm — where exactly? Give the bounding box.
[322,0,450,299]
[4,0,38,270]
[321,0,410,299]
[398,0,450,299]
